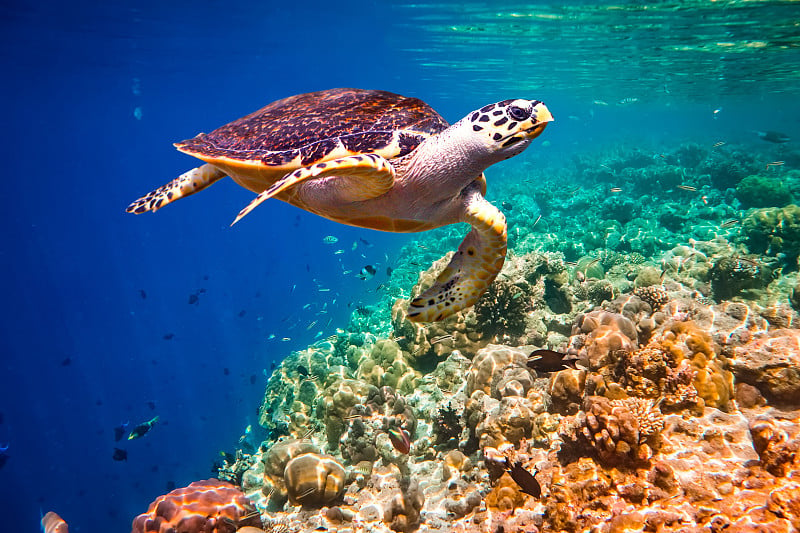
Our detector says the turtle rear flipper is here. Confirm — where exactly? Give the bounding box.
[126,164,226,214]
[407,189,507,322]
[232,153,396,225]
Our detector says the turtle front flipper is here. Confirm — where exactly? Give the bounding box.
[126,164,226,214]
[407,190,507,322]
[232,153,396,225]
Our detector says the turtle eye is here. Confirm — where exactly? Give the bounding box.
[507,106,530,121]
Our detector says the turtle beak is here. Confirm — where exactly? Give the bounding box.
[517,101,553,140]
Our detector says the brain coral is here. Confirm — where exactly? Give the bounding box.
[130,479,260,533]
[466,344,542,406]
[572,310,638,370]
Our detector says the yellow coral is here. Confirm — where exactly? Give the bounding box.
[653,320,732,410]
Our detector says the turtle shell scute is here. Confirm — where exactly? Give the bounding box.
[177,88,448,162]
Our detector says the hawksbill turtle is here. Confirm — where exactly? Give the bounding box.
[127,88,552,322]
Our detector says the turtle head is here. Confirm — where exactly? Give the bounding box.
[466,99,553,159]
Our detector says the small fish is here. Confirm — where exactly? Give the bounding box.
[162,333,174,340]
[223,367,230,376]
[677,184,696,191]
[342,269,352,275]
[386,267,394,276]
[138,289,147,299]
[387,428,412,454]
[290,284,296,294]
[531,214,542,230]
[701,195,709,205]
[61,357,72,366]
[128,416,159,440]
[297,365,309,377]
[333,249,344,255]
[610,187,622,193]
[300,427,315,440]
[765,160,785,170]
[712,141,725,148]
[565,261,578,267]
[507,461,541,498]
[430,334,454,345]
[502,201,513,211]
[188,293,199,305]
[618,97,639,105]
[587,257,601,267]
[720,219,739,228]
[306,320,317,330]
[755,130,790,144]
[359,238,372,247]
[343,414,362,421]
[41,512,69,533]
[357,265,377,280]
[112,448,128,461]
[147,401,156,410]
[237,309,246,318]
[296,487,317,500]
[322,235,338,244]
[267,334,276,340]
[352,241,358,251]
[713,108,722,115]
[593,99,609,106]
[527,349,580,373]
[0,443,8,470]
[281,337,291,342]
[318,288,330,292]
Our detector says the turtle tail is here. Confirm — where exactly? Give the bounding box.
[406,191,507,322]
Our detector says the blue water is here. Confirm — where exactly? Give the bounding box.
[1,1,798,531]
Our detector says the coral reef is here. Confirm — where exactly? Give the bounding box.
[113,140,800,533]
[742,204,800,261]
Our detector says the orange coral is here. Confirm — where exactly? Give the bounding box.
[130,479,260,533]
[485,471,528,512]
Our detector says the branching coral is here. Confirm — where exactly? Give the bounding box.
[563,395,663,466]
[473,278,532,339]
[131,479,260,533]
[633,285,670,310]
[432,402,463,447]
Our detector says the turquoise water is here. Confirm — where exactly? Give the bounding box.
[0,1,798,532]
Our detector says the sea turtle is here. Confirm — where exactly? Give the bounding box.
[127,88,552,322]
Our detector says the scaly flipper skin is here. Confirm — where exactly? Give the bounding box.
[231,153,395,225]
[406,188,507,322]
[126,164,226,214]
